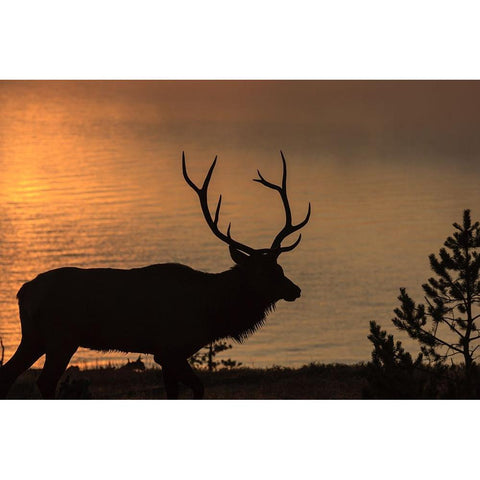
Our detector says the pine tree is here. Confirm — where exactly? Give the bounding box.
[364,321,426,398]
[189,340,242,371]
[392,209,480,390]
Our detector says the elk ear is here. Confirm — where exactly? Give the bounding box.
[229,246,250,266]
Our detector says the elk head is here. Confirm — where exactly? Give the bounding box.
[182,151,311,303]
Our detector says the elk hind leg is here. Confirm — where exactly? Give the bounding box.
[37,345,77,399]
[160,363,180,399]
[176,360,204,399]
[0,337,44,399]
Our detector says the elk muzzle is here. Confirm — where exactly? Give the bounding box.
[283,280,301,302]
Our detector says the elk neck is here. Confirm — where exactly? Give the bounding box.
[208,265,277,344]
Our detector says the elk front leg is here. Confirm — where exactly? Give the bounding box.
[155,355,204,399]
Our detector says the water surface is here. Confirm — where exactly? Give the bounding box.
[1,81,479,367]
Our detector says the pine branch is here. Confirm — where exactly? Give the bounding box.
[441,317,465,339]
[471,344,480,353]
[412,322,464,354]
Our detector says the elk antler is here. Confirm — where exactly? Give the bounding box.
[183,151,310,257]
[183,152,272,255]
[253,151,311,254]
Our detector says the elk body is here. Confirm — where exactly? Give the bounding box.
[0,152,310,399]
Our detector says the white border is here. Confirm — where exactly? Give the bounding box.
[1,1,479,79]
[1,2,479,479]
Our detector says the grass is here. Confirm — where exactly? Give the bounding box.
[4,363,369,399]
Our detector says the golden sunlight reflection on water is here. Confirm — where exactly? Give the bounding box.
[1,81,480,368]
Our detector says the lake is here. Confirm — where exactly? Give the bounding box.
[1,80,480,368]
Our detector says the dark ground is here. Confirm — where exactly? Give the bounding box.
[4,363,368,399]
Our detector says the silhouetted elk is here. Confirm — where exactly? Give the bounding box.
[0,151,310,399]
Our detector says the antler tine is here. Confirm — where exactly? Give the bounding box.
[278,150,292,226]
[273,202,311,254]
[280,150,287,191]
[253,169,281,192]
[202,155,217,190]
[182,153,256,255]
[182,151,200,193]
[253,151,310,252]
[226,223,272,255]
[213,194,222,225]
[272,202,311,251]
[277,234,302,253]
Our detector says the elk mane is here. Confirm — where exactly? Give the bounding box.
[211,266,278,344]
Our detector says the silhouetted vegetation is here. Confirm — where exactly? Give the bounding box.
[0,338,4,367]
[189,341,243,371]
[119,355,146,371]
[364,321,441,398]
[58,375,93,399]
[3,362,368,399]
[366,209,480,398]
